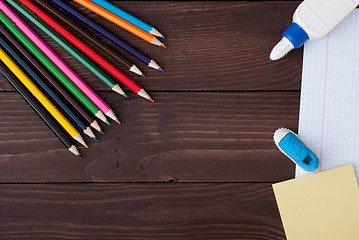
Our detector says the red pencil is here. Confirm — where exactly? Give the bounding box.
[18,0,153,102]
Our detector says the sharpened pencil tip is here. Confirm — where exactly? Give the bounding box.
[115,119,121,124]
[100,130,104,134]
[149,98,154,103]
[161,45,167,48]
[158,68,164,72]
[92,137,98,142]
[141,74,146,77]
[77,155,82,159]
[160,36,165,39]
[84,144,88,149]
[123,93,128,98]
[105,120,110,125]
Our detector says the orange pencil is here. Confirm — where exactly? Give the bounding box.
[73,0,166,48]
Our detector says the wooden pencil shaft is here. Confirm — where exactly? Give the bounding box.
[89,0,163,38]
[49,0,154,67]
[73,0,156,44]
[0,48,80,138]
[0,27,97,127]
[33,0,133,70]
[0,1,110,118]
[0,61,74,150]
[0,10,101,117]
[17,0,142,96]
[0,36,90,132]
[13,2,119,91]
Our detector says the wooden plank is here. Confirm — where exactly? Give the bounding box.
[0,1,302,91]
[0,91,298,182]
[0,183,285,239]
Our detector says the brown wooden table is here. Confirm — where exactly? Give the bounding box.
[0,1,303,239]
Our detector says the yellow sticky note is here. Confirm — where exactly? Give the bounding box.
[273,165,359,240]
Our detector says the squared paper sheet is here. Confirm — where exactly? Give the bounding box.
[297,9,359,179]
[273,165,359,240]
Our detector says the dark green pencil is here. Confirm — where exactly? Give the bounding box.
[0,61,81,157]
[0,36,98,141]
[0,10,108,124]
[10,0,127,97]
[0,25,103,133]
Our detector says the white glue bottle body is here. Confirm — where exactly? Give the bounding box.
[270,0,359,60]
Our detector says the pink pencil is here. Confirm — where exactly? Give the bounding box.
[0,0,120,124]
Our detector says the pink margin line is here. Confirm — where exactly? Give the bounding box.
[319,34,330,172]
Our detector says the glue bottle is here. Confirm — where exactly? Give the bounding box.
[270,0,359,60]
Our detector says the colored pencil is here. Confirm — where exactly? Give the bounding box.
[89,0,164,38]
[0,61,81,157]
[18,0,153,103]
[0,36,97,141]
[0,48,87,147]
[72,0,166,48]
[13,0,126,98]
[0,11,108,125]
[32,0,143,77]
[49,0,163,71]
[0,26,102,133]
[0,1,120,124]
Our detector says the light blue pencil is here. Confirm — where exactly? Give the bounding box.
[89,0,164,38]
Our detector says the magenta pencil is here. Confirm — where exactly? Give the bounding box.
[0,0,120,123]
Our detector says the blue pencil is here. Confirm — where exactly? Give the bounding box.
[49,0,163,71]
[89,0,164,38]
[0,36,98,142]
[0,61,81,157]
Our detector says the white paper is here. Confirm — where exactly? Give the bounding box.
[297,9,359,179]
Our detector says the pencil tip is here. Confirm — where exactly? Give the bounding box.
[106,120,110,125]
[100,130,104,134]
[78,155,82,159]
[91,120,102,132]
[138,89,153,102]
[149,98,154,103]
[141,74,146,77]
[161,45,167,49]
[158,68,164,72]
[84,144,88,149]
[92,137,98,142]
[123,93,127,98]
[106,109,121,124]
[112,85,126,97]
[95,111,108,124]
[148,60,161,70]
[150,28,165,39]
[129,64,144,76]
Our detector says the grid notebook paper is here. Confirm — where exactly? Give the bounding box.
[297,9,359,180]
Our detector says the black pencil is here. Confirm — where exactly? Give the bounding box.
[0,25,102,133]
[0,36,98,142]
[32,0,143,76]
[0,61,81,157]
[49,0,163,71]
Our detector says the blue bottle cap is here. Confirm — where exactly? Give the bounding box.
[283,22,310,49]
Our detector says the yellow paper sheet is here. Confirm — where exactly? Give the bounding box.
[273,165,359,240]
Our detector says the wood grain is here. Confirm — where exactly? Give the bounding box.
[0,183,285,239]
[0,91,298,182]
[0,1,303,92]
[0,2,302,238]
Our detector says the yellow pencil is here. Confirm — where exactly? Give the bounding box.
[0,48,87,148]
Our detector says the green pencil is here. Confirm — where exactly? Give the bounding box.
[0,10,108,124]
[11,1,127,97]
